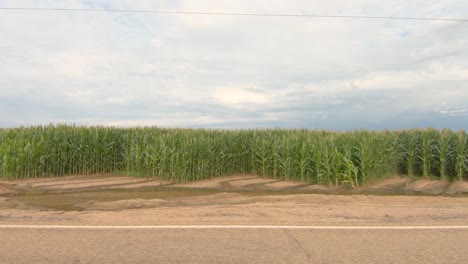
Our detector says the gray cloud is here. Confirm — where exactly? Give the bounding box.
[1,0,467,130]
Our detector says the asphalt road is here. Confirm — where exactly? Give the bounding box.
[1,227,467,264]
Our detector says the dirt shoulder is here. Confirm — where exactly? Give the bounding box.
[1,192,467,227]
[1,174,467,227]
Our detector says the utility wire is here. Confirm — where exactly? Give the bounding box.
[0,7,467,22]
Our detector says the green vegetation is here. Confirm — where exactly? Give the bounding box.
[1,125,467,185]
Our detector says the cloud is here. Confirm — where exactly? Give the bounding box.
[440,109,468,117]
[0,0,467,129]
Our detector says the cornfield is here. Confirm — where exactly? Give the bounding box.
[0,125,467,185]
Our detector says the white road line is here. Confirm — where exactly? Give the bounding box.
[1,225,468,230]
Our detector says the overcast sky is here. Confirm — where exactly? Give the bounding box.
[1,0,467,130]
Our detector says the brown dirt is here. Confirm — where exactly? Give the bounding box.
[173,175,254,189]
[0,174,467,219]
[75,198,172,211]
[446,181,468,195]
[1,174,114,185]
[405,179,450,194]
[297,184,335,192]
[262,180,308,189]
[0,185,17,197]
[227,177,280,189]
[364,176,413,189]
[1,174,168,191]
[1,192,467,227]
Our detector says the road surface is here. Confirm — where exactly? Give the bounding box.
[1,225,467,263]
[2,175,468,263]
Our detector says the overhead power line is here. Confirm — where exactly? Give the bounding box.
[0,7,467,22]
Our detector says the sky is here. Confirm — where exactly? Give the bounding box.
[0,0,467,130]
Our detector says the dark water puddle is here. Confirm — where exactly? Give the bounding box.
[12,187,290,211]
[14,188,212,211]
[11,185,468,212]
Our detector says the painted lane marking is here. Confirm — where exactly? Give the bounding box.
[1,225,468,230]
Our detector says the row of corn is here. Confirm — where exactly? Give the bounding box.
[0,125,466,185]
